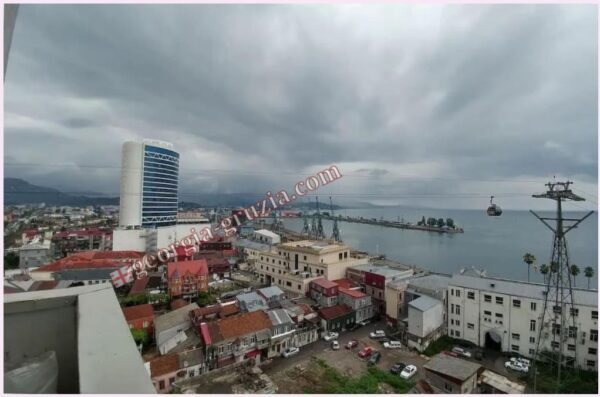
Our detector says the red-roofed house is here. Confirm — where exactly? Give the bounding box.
[122,303,155,334]
[167,260,208,299]
[333,278,359,290]
[318,304,356,332]
[32,250,144,273]
[199,311,272,369]
[338,288,373,323]
[149,354,180,393]
[309,278,339,308]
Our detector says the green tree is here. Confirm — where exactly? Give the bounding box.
[131,328,150,347]
[420,216,426,226]
[584,266,594,289]
[540,264,549,284]
[523,253,536,282]
[446,218,454,228]
[436,218,445,228]
[570,265,580,287]
[4,253,19,270]
[427,217,436,227]
[197,291,216,307]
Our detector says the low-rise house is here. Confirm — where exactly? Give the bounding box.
[318,304,355,332]
[204,257,231,277]
[423,354,482,394]
[167,260,209,299]
[338,288,373,323]
[280,300,319,347]
[177,348,206,379]
[123,303,155,335]
[149,354,180,393]
[129,272,165,297]
[155,303,200,355]
[253,229,281,245]
[189,301,241,326]
[479,369,525,394]
[199,310,272,369]
[407,295,444,352]
[236,291,268,312]
[309,278,339,307]
[258,286,286,308]
[19,240,51,270]
[267,308,296,358]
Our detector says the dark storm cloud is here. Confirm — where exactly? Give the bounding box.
[4,4,597,209]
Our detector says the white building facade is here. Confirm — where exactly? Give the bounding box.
[447,274,598,371]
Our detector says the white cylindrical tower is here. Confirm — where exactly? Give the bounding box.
[119,141,144,227]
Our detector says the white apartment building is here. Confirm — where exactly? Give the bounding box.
[448,274,598,371]
[255,240,369,295]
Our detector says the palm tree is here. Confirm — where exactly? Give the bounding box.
[540,264,549,284]
[523,253,536,282]
[584,266,594,289]
[570,265,580,287]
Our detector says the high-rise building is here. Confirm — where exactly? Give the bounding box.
[119,140,179,228]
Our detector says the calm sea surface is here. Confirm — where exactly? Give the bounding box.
[279,207,598,286]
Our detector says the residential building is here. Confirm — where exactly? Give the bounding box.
[361,263,414,313]
[338,288,373,323]
[384,278,409,328]
[177,348,206,380]
[167,260,208,299]
[19,240,51,270]
[253,229,281,245]
[258,285,287,308]
[189,301,240,325]
[447,274,598,371]
[199,310,272,369]
[280,300,320,348]
[479,369,525,394]
[423,354,482,394]
[267,309,296,358]
[149,354,180,393]
[52,228,112,256]
[123,303,155,335]
[309,278,339,307]
[318,304,355,332]
[154,303,200,355]
[4,285,155,393]
[407,295,444,352]
[236,291,268,312]
[255,240,369,295]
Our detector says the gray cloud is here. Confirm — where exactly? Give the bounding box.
[4,4,597,210]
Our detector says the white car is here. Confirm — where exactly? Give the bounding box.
[451,346,472,358]
[505,361,529,373]
[510,357,531,367]
[383,341,402,349]
[331,341,340,350]
[369,330,386,339]
[282,347,300,358]
[323,332,339,341]
[400,365,418,379]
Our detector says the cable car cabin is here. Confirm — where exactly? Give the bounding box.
[487,196,502,216]
[487,204,502,216]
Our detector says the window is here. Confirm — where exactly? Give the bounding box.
[496,297,503,305]
[552,324,561,335]
[456,320,461,326]
[451,319,454,325]
[591,330,598,342]
[298,285,301,290]
[589,348,597,355]
[531,302,537,311]
[456,305,461,315]
[467,323,474,329]
[530,337,535,344]
[513,299,521,308]
[451,289,454,296]
[467,291,475,300]
[455,331,460,337]
[143,321,149,328]
[529,349,535,355]
[159,380,165,390]
[587,360,596,367]
[484,310,492,316]
[456,290,461,298]
[570,307,579,316]
[450,329,454,336]
[553,305,562,314]
[339,253,343,260]
[530,320,536,332]
[451,304,454,314]
[495,313,503,318]
[304,256,307,260]
[287,281,292,287]
[568,326,578,338]
[551,341,559,348]
[512,333,520,341]
[169,377,175,385]
[444,383,452,392]
[484,294,491,302]
[592,311,598,320]
[568,344,576,351]
[511,345,519,352]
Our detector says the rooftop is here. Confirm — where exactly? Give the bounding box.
[155,303,199,332]
[424,354,482,381]
[480,369,526,394]
[258,285,285,299]
[267,308,293,326]
[33,250,144,272]
[232,239,273,252]
[167,259,208,278]
[339,288,367,299]
[310,277,338,289]
[333,278,358,289]
[351,263,414,279]
[205,311,272,343]
[450,274,598,307]
[318,304,353,320]
[236,291,268,312]
[122,303,154,322]
[408,295,441,312]
[406,273,451,292]
[149,354,179,377]
[254,229,280,239]
[279,240,350,254]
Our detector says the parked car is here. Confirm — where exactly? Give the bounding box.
[442,350,459,357]
[383,341,402,349]
[367,351,381,365]
[510,357,531,367]
[331,341,340,350]
[505,361,529,373]
[378,337,391,345]
[358,346,373,359]
[400,365,418,379]
[323,332,339,341]
[345,340,359,349]
[359,319,371,326]
[390,363,407,374]
[451,346,472,358]
[369,330,386,339]
[282,347,300,358]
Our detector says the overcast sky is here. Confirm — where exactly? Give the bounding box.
[4,4,598,210]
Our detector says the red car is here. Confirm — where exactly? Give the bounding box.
[346,340,359,349]
[358,346,373,358]
[442,350,459,357]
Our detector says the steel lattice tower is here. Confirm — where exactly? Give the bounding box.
[330,196,341,242]
[530,181,594,392]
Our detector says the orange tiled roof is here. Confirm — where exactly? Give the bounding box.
[122,304,154,322]
[212,311,271,342]
[167,259,208,278]
[33,251,144,272]
[149,354,180,377]
[318,304,353,320]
